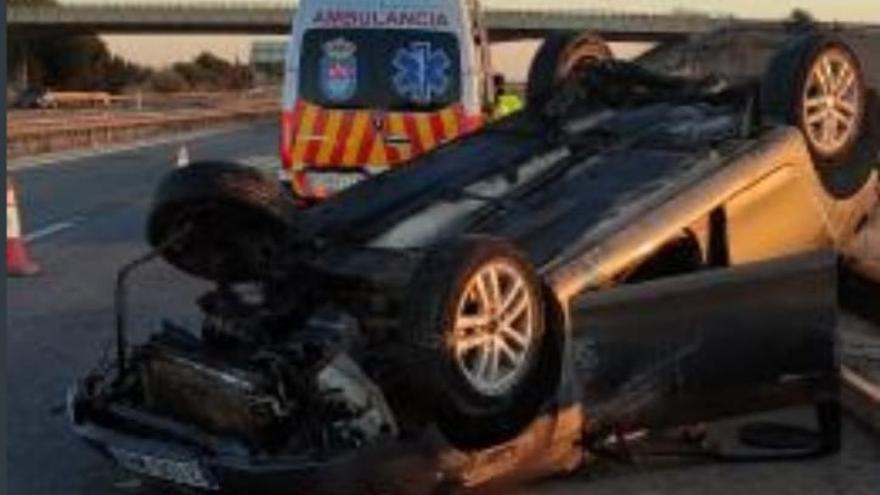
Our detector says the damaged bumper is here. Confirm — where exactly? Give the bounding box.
[68,395,411,494]
[66,341,410,493]
[68,381,584,495]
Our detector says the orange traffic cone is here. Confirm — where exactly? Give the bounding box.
[7,179,40,277]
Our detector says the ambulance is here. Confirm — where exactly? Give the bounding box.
[280,0,500,200]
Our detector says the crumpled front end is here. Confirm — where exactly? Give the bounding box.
[68,310,406,492]
[68,265,582,495]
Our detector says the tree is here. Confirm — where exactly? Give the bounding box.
[167,52,254,92]
[8,0,152,92]
[7,0,57,87]
[195,52,233,75]
[151,69,188,93]
[9,0,250,94]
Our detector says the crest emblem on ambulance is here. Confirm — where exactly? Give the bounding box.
[320,38,358,103]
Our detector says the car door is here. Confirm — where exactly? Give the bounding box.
[568,251,838,431]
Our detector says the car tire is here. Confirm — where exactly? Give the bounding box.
[147,161,295,282]
[761,34,868,168]
[401,236,548,448]
[526,32,612,111]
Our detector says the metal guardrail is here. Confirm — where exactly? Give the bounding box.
[6,102,279,159]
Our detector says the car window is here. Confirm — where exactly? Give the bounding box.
[299,29,462,112]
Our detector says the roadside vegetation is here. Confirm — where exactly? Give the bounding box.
[7,0,255,96]
[152,53,255,93]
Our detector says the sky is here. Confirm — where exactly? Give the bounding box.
[59,0,880,70]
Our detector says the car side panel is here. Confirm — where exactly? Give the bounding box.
[725,164,830,264]
[545,128,811,301]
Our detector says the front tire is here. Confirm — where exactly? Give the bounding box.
[526,33,612,111]
[401,236,548,448]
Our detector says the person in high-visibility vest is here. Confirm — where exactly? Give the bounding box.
[492,74,524,120]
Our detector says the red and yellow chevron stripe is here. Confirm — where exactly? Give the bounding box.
[280,100,481,171]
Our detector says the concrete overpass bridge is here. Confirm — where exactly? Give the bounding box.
[8,2,746,42]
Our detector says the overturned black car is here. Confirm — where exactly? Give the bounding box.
[68,31,879,494]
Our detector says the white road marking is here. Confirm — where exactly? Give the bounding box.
[24,217,84,242]
[7,125,252,171]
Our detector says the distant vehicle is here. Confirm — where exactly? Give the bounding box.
[12,88,56,109]
[69,31,878,494]
[12,89,111,110]
[278,0,519,200]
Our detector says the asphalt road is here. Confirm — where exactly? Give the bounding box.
[7,123,880,495]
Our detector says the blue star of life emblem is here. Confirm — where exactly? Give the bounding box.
[392,42,452,104]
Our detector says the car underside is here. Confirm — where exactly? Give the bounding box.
[69,29,878,494]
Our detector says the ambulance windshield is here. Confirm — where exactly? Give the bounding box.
[299,29,462,112]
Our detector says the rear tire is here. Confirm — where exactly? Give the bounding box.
[401,236,548,449]
[761,34,868,168]
[526,33,612,111]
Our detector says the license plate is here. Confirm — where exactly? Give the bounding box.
[110,447,218,491]
[305,171,365,193]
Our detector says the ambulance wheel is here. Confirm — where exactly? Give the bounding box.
[148,161,295,282]
[526,32,612,110]
[402,236,549,449]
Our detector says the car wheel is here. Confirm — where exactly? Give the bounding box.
[526,32,612,111]
[147,161,295,282]
[401,236,548,448]
[762,34,868,168]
